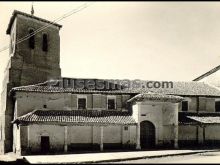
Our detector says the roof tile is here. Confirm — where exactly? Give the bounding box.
[13,109,137,126]
[10,79,220,97]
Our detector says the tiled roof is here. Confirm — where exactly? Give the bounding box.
[179,112,220,125]
[138,80,220,97]
[187,116,220,124]
[178,112,200,125]
[10,78,220,97]
[12,110,137,126]
[127,93,183,103]
[7,10,62,34]
[11,84,137,94]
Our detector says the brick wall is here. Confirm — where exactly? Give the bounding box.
[0,13,62,153]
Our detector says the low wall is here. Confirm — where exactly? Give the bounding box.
[20,124,137,155]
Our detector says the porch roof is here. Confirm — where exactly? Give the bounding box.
[187,116,220,124]
[179,112,220,125]
[12,109,137,126]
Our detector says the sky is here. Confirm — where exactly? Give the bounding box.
[0,1,220,91]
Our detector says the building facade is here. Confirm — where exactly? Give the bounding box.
[11,83,183,155]
[1,10,220,155]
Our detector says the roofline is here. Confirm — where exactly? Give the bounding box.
[193,64,220,81]
[11,89,220,98]
[9,79,220,97]
[6,10,62,34]
[11,89,139,95]
[13,121,137,126]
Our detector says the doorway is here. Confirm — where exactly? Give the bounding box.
[140,121,156,149]
[41,136,50,154]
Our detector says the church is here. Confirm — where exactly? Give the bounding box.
[1,10,220,156]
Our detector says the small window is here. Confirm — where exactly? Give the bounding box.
[42,33,48,52]
[10,38,13,54]
[107,98,116,110]
[182,101,188,112]
[124,126,128,131]
[29,29,35,49]
[10,33,15,54]
[66,79,72,88]
[78,98,86,110]
[43,105,47,108]
[63,78,71,88]
[215,101,220,112]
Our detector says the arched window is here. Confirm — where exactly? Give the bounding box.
[29,29,35,49]
[42,33,48,52]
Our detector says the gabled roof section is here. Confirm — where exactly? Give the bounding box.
[12,109,136,126]
[193,64,220,81]
[10,79,220,97]
[6,10,62,34]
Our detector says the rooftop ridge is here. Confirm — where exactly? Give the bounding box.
[9,78,220,97]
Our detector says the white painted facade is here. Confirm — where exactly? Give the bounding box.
[13,91,182,155]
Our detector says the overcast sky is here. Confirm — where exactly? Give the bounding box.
[0,1,220,90]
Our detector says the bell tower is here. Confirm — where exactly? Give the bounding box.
[0,10,62,153]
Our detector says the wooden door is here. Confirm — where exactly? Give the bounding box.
[41,136,50,154]
[140,121,155,149]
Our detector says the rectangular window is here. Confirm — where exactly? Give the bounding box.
[78,98,86,110]
[10,38,13,54]
[124,126,128,131]
[215,101,220,112]
[107,98,116,110]
[42,34,48,52]
[29,29,35,49]
[182,101,188,112]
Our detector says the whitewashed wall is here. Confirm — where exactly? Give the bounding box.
[132,101,179,146]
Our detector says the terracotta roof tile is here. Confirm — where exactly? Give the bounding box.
[10,78,220,97]
[127,93,183,103]
[12,109,137,126]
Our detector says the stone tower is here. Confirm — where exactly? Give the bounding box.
[0,10,62,153]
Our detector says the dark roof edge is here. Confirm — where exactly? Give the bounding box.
[193,65,220,81]
[6,10,62,34]
[11,89,220,97]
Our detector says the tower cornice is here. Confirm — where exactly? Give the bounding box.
[6,10,62,34]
